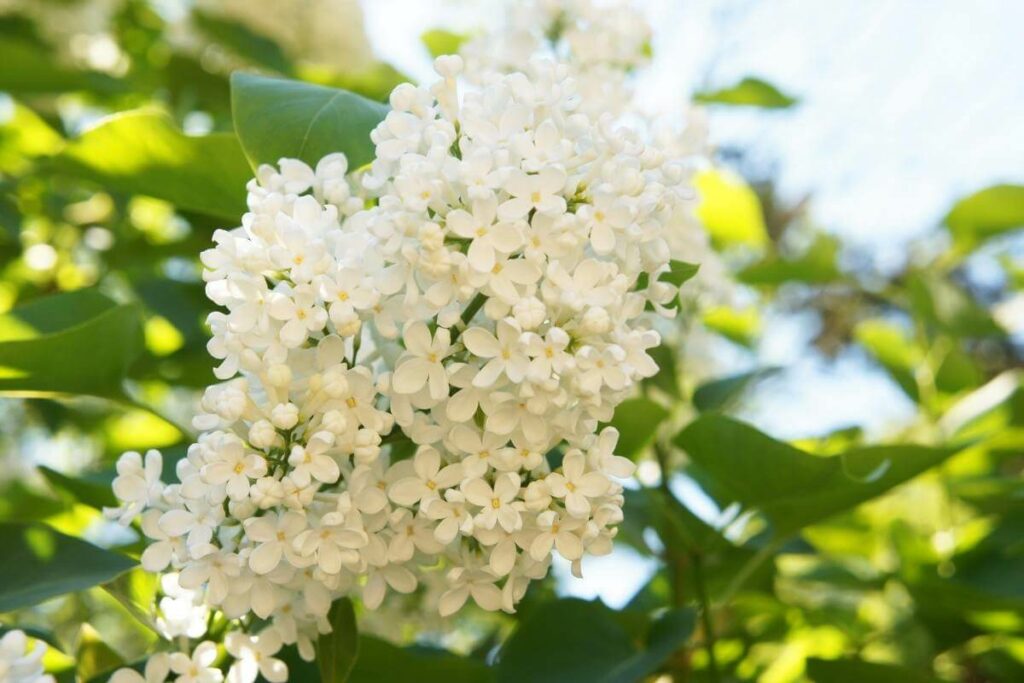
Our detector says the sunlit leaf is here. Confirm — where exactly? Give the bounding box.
[38,466,117,509]
[0,289,144,401]
[0,522,135,612]
[854,318,922,400]
[421,29,471,58]
[694,169,768,248]
[674,415,959,535]
[231,72,388,171]
[61,110,251,221]
[693,76,797,108]
[944,184,1024,248]
[701,305,761,347]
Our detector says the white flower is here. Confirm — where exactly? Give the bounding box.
[287,432,340,487]
[225,631,287,683]
[462,473,523,532]
[110,653,170,683]
[202,439,267,500]
[244,511,307,574]
[0,630,54,683]
[498,167,567,221]
[392,321,452,399]
[106,449,163,523]
[446,197,524,272]
[463,319,529,387]
[388,446,463,506]
[546,451,610,518]
[529,510,585,561]
[168,641,222,683]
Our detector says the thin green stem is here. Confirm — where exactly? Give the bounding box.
[451,293,487,342]
[692,552,721,683]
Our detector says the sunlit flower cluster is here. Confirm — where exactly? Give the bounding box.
[108,55,692,679]
[461,0,652,120]
[0,630,53,683]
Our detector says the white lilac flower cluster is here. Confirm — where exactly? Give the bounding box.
[107,55,690,679]
[0,630,54,683]
[459,0,729,301]
[460,0,652,120]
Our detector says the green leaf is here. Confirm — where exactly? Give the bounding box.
[701,305,761,347]
[497,598,694,683]
[853,319,922,400]
[231,72,388,171]
[192,10,293,75]
[694,168,768,249]
[907,272,1003,338]
[61,110,251,222]
[0,522,136,612]
[350,636,492,683]
[693,76,797,108]
[692,367,780,412]
[318,598,359,683]
[944,184,1024,248]
[643,343,680,399]
[674,415,958,535]
[806,658,945,683]
[663,260,700,286]
[38,467,117,509]
[739,233,842,286]
[0,38,122,95]
[0,290,144,400]
[421,29,471,58]
[609,397,669,460]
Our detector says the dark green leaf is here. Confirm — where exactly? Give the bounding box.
[497,598,693,683]
[944,184,1024,248]
[38,466,117,509]
[694,77,797,108]
[692,367,780,412]
[0,522,135,612]
[662,260,700,286]
[318,598,359,683]
[609,397,669,460]
[674,415,958,535]
[61,110,251,222]
[0,290,144,400]
[421,29,471,58]
[350,636,492,683]
[643,343,680,399]
[231,72,388,171]
[806,657,945,683]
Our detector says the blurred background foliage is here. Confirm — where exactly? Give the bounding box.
[0,1,1022,682]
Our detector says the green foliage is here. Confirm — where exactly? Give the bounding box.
[694,168,769,248]
[350,637,492,683]
[692,367,780,412]
[497,599,694,683]
[693,76,797,108]
[231,72,388,171]
[61,110,251,221]
[944,184,1024,248]
[0,522,135,612]
[318,599,359,683]
[609,397,669,459]
[675,415,958,535]
[0,289,143,400]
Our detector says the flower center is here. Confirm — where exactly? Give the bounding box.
[491,498,502,509]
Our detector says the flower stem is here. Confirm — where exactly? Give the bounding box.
[692,551,720,683]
